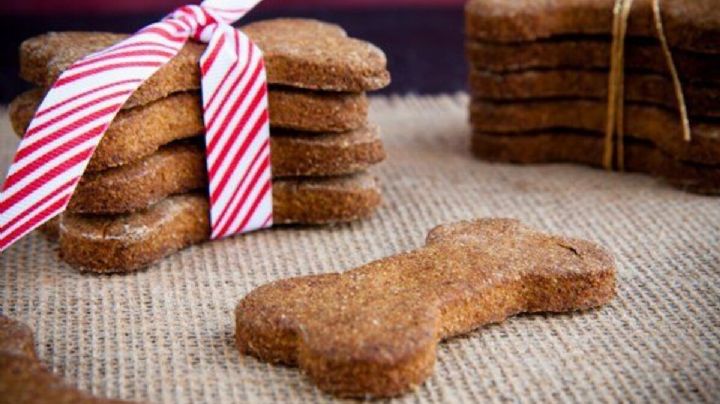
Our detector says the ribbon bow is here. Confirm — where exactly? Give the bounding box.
[0,0,272,252]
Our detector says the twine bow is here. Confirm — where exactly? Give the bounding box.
[604,0,691,170]
[0,0,272,252]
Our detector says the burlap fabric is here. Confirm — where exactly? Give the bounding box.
[1,94,718,403]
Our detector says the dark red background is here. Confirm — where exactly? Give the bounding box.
[0,1,468,102]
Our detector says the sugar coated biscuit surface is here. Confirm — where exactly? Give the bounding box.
[270,125,385,179]
[470,99,720,165]
[20,21,390,100]
[268,88,368,132]
[465,39,720,81]
[465,0,720,53]
[242,19,391,91]
[69,142,208,214]
[471,132,720,194]
[468,69,720,118]
[10,89,203,171]
[11,87,373,171]
[59,173,381,272]
[235,218,616,397]
[67,126,384,214]
[20,31,203,108]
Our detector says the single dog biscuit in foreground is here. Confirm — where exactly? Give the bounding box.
[471,131,720,195]
[68,127,385,214]
[59,173,381,272]
[0,315,128,403]
[235,218,616,397]
[470,99,720,165]
[20,20,390,107]
[10,88,370,171]
[465,0,720,53]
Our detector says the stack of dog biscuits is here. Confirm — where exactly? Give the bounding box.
[465,0,720,194]
[9,18,390,272]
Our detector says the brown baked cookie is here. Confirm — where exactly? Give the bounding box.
[470,99,720,165]
[15,86,368,134]
[0,315,128,403]
[465,38,719,81]
[270,125,384,179]
[68,127,384,214]
[20,21,390,103]
[38,218,61,240]
[468,69,720,118]
[8,88,41,136]
[465,0,720,53]
[59,173,382,273]
[242,18,390,91]
[268,87,368,132]
[234,218,616,397]
[11,87,370,171]
[68,142,207,214]
[471,131,720,194]
[20,31,203,109]
[10,88,203,172]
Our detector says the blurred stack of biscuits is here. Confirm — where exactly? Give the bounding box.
[9,18,390,272]
[465,0,720,193]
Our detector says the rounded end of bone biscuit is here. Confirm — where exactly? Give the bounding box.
[243,18,391,92]
[0,316,37,360]
[234,275,438,398]
[425,218,617,311]
[20,32,128,86]
[8,88,44,137]
[58,195,210,273]
[273,173,382,225]
[299,341,436,398]
[234,275,339,366]
[271,125,385,177]
[425,218,521,245]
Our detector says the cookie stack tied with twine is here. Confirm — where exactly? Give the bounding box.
[465,0,720,194]
[8,18,390,273]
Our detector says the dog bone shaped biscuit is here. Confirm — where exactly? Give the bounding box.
[465,0,719,54]
[20,19,390,108]
[235,218,616,397]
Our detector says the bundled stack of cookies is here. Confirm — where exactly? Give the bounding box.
[9,18,390,272]
[465,0,720,194]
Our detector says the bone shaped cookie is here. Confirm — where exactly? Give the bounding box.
[235,218,616,398]
[20,19,390,108]
[0,315,128,403]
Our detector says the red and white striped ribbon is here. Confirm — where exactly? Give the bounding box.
[0,0,272,252]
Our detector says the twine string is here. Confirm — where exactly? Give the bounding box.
[604,0,691,171]
[604,0,633,170]
[652,0,692,142]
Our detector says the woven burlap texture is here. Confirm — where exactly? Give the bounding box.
[1,94,719,403]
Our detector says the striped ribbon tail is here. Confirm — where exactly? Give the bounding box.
[0,0,268,252]
[0,22,189,252]
[201,26,272,239]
